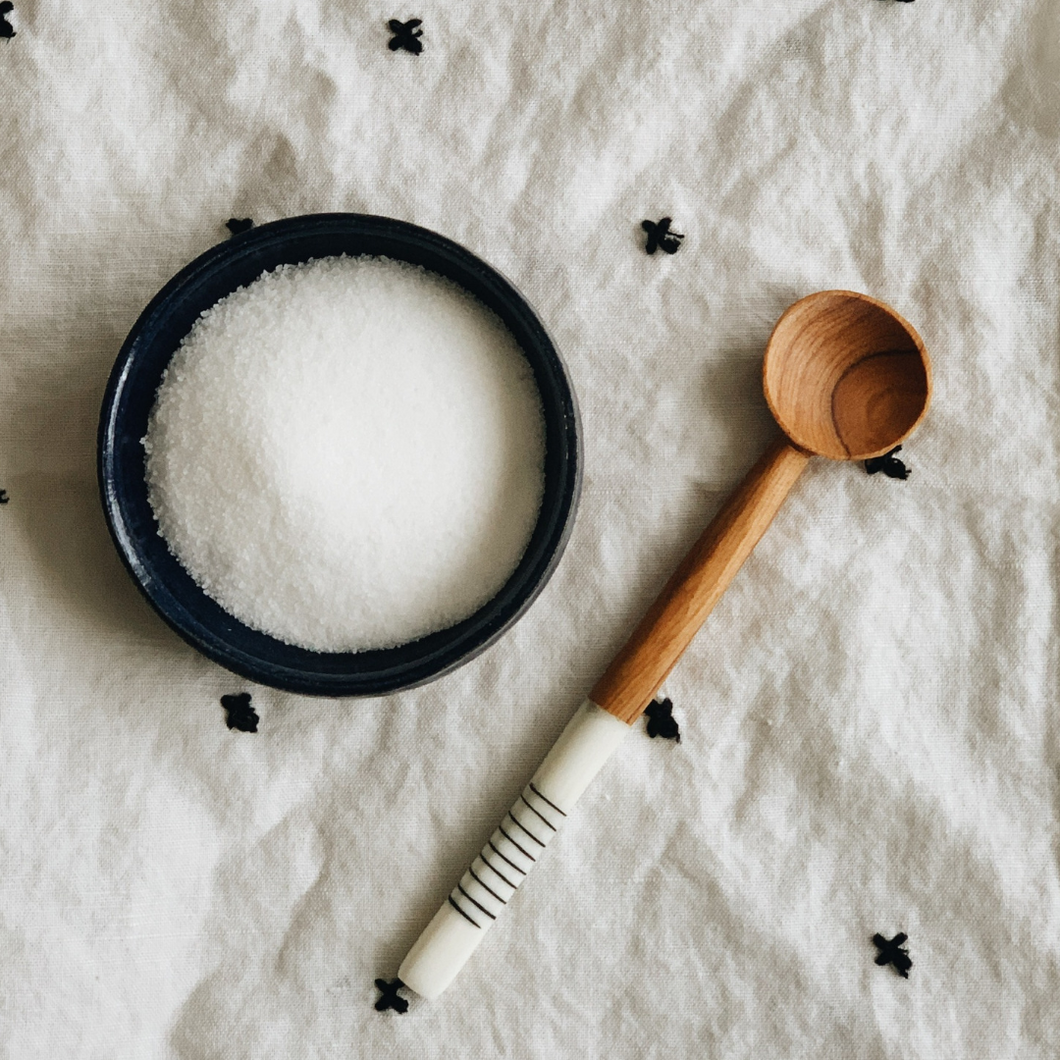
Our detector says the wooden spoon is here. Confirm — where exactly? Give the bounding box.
[398,290,931,999]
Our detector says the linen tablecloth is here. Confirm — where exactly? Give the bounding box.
[2,2,1059,1056]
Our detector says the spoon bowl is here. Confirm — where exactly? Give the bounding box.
[763,290,931,460]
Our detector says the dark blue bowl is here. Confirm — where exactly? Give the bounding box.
[98,214,581,697]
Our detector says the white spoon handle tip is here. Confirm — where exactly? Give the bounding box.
[398,700,630,999]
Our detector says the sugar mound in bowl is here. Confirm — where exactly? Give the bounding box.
[143,255,546,654]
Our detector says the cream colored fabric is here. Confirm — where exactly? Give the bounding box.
[2,2,1059,1057]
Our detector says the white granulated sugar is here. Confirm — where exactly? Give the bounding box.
[142,255,546,653]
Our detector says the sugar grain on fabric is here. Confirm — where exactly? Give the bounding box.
[142,255,546,653]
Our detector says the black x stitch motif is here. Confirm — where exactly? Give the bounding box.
[872,932,912,977]
[864,445,910,480]
[644,697,681,742]
[0,489,8,504]
[388,18,423,54]
[0,3,15,39]
[641,217,684,255]
[221,692,259,732]
[374,977,409,1013]
[225,217,254,236]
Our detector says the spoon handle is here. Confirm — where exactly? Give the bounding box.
[397,436,809,999]
[591,436,810,723]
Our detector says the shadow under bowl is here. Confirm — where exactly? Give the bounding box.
[98,213,581,697]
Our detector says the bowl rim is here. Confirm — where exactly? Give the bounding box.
[98,212,581,697]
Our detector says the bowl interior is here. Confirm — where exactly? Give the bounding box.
[99,214,581,696]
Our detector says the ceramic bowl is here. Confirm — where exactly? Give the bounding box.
[98,213,581,696]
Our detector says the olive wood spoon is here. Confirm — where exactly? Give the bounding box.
[399,290,932,999]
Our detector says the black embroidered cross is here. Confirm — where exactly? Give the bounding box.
[225,217,254,236]
[374,977,409,1014]
[864,445,910,480]
[388,18,423,54]
[872,932,912,977]
[641,217,684,255]
[644,697,681,742]
[0,489,8,504]
[221,692,259,732]
[0,3,14,39]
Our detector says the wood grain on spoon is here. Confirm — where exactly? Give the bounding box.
[764,290,931,461]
